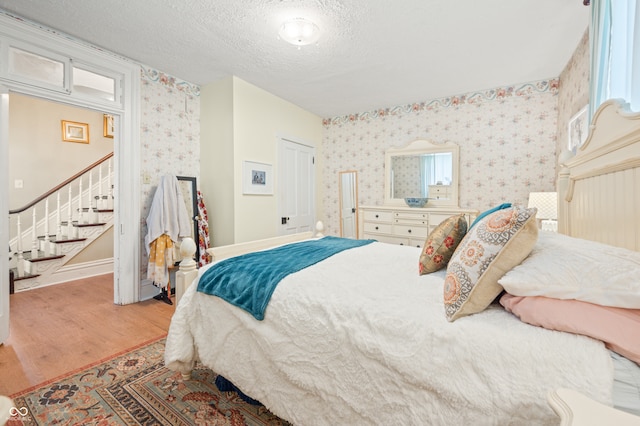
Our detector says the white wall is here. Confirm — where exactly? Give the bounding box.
[200,76,323,245]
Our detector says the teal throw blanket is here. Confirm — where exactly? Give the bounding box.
[197,236,374,320]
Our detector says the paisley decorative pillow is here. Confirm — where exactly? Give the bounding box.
[444,206,538,322]
[419,214,468,275]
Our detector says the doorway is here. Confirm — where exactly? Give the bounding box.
[7,93,115,289]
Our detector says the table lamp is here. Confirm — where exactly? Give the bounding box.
[527,192,558,232]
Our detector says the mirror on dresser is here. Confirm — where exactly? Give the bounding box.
[339,170,358,238]
[384,139,460,208]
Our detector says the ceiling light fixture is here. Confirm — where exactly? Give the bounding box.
[278,18,321,48]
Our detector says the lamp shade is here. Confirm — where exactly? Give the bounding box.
[527,192,557,220]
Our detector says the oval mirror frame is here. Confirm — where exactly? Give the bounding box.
[384,139,460,208]
[339,170,358,238]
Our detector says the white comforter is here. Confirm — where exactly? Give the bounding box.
[165,241,613,425]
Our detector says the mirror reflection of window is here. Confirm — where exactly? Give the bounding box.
[339,171,358,238]
[391,153,452,198]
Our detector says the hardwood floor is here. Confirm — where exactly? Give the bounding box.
[0,274,175,396]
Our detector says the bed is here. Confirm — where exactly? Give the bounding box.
[165,99,640,425]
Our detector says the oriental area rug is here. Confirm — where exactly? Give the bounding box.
[8,337,290,425]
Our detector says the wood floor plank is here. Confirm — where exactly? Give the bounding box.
[0,274,175,396]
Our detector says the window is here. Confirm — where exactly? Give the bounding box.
[590,0,640,118]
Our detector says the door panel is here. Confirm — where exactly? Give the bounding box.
[278,138,315,235]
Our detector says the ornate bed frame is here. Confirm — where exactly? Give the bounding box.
[558,99,640,251]
[173,98,640,424]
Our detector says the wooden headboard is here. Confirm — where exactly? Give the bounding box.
[557,99,640,251]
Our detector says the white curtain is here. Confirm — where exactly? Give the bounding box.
[590,0,640,119]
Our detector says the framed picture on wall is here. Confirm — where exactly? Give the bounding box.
[243,160,274,195]
[103,114,114,138]
[568,104,589,153]
[61,120,89,144]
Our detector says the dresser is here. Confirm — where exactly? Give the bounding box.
[359,206,478,248]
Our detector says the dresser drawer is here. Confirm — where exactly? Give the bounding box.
[430,213,456,227]
[394,224,429,238]
[429,185,451,199]
[364,222,392,234]
[373,234,411,246]
[363,210,393,222]
[410,238,426,248]
[394,211,428,221]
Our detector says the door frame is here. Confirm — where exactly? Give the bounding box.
[0,14,141,312]
[0,88,9,342]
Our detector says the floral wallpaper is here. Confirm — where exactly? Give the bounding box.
[139,68,200,279]
[321,79,559,236]
[556,29,590,162]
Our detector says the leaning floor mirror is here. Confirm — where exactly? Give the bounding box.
[339,170,358,238]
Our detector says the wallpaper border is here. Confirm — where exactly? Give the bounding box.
[323,78,559,126]
[141,68,201,97]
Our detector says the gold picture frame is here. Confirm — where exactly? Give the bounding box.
[103,114,114,138]
[61,120,89,144]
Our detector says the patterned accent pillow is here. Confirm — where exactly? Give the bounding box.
[419,214,468,275]
[444,206,538,322]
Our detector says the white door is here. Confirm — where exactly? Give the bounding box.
[278,138,315,235]
[0,87,10,343]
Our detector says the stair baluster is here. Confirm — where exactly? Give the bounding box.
[56,192,62,243]
[43,198,51,255]
[88,170,96,223]
[67,186,74,239]
[107,159,113,210]
[78,176,84,224]
[30,208,38,260]
[98,164,103,210]
[16,216,24,278]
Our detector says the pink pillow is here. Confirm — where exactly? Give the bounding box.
[500,293,640,364]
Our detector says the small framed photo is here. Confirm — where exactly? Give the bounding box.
[103,114,114,138]
[568,104,589,153]
[243,160,273,195]
[61,120,89,144]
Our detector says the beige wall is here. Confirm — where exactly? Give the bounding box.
[8,94,114,209]
[67,226,114,264]
[9,93,114,263]
[200,78,235,246]
[200,76,323,245]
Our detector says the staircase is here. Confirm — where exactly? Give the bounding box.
[8,153,114,292]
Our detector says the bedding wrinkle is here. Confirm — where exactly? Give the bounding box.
[165,241,614,425]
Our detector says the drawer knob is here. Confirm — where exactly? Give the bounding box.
[375,226,379,230]
[408,229,412,233]
[375,214,379,218]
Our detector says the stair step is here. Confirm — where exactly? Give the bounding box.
[21,251,65,262]
[36,235,87,244]
[59,221,107,228]
[10,268,40,281]
[75,222,107,228]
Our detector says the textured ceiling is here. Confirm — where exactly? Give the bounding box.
[0,0,590,118]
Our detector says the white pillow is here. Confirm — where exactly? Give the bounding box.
[498,231,640,309]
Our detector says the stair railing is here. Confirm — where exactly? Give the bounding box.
[9,152,114,277]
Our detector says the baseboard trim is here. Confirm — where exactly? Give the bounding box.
[140,278,160,301]
[48,258,114,286]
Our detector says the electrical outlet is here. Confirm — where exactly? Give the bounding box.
[14,179,23,189]
[143,173,151,184]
